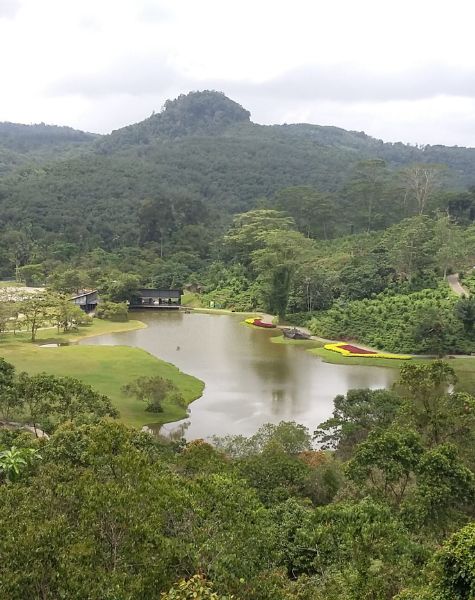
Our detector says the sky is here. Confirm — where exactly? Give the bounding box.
[2,0,475,146]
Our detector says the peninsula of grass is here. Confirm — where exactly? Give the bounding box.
[0,319,204,428]
[309,346,422,368]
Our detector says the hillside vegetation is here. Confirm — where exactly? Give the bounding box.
[1,360,475,598]
[2,90,475,266]
[2,90,475,358]
[0,121,96,176]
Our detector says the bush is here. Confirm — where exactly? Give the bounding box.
[122,376,184,413]
[95,301,129,322]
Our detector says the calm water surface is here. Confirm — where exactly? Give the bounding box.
[83,311,397,440]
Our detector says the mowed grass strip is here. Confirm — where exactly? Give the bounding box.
[0,320,204,428]
[270,334,324,348]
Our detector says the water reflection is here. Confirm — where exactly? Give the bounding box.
[83,312,398,440]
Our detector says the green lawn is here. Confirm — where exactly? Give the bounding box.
[0,281,25,288]
[447,357,475,394]
[181,292,205,308]
[0,318,147,346]
[0,319,204,428]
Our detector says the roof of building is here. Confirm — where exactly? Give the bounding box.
[70,290,98,301]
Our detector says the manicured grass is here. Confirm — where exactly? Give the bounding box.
[0,319,204,428]
[0,318,147,346]
[448,357,475,394]
[0,281,25,288]
[181,292,205,308]
[55,318,147,341]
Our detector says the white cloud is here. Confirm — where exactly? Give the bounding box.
[2,0,475,145]
[0,0,21,19]
[49,55,183,97]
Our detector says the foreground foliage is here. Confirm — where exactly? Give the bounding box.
[0,360,473,598]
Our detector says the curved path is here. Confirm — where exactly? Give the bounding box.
[447,273,470,297]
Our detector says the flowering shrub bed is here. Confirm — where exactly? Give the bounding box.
[245,317,276,329]
[324,342,411,360]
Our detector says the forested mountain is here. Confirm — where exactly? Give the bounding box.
[0,122,95,153]
[2,90,475,284]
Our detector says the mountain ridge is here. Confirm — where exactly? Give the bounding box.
[1,90,475,259]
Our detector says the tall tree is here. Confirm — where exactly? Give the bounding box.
[273,186,334,239]
[383,216,435,280]
[19,292,53,342]
[16,372,118,434]
[454,296,475,332]
[251,230,316,319]
[400,163,444,215]
[222,209,295,266]
[345,159,389,232]
[433,213,465,278]
[0,358,21,421]
[398,361,461,447]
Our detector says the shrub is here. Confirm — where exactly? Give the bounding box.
[95,301,129,322]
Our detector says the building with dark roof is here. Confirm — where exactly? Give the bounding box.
[129,289,182,309]
[70,290,99,312]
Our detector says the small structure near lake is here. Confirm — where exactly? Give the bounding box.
[129,289,182,309]
[71,290,99,312]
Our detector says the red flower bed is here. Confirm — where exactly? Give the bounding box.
[252,319,276,329]
[338,344,377,355]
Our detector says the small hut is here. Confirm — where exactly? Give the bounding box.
[70,290,99,312]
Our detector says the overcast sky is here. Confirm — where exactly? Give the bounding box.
[2,0,475,146]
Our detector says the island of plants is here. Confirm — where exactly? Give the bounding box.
[244,317,276,329]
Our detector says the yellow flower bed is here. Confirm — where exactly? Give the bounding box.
[324,342,411,360]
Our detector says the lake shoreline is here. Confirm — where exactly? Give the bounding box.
[0,318,205,429]
[86,311,398,440]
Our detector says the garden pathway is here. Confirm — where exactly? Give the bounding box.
[447,274,469,297]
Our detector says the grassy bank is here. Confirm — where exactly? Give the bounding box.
[310,347,475,393]
[270,334,324,348]
[0,318,146,345]
[0,319,204,428]
[196,307,259,316]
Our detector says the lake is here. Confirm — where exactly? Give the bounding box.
[83,311,398,440]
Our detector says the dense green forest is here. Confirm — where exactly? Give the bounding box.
[1,359,475,598]
[0,122,96,176]
[2,90,475,270]
[2,90,475,599]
